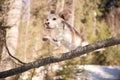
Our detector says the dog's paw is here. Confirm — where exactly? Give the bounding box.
[42,37,49,41]
[42,36,50,41]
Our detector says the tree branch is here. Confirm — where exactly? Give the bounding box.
[0,36,120,78]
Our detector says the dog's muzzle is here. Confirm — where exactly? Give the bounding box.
[45,22,50,29]
[45,23,55,29]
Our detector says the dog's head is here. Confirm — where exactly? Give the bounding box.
[43,9,72,42]
[44,9,71,29]
[44,10,63,29]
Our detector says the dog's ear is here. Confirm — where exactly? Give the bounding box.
[50,10,56,14]
[59,12,65,20]
[59,9,71,21]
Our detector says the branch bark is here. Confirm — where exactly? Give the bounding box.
[0,36,120,78]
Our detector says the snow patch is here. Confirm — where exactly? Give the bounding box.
[77,65,120,80]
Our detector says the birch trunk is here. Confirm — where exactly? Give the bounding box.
[0,0,22,80]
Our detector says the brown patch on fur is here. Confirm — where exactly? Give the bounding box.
[72,28,82,43]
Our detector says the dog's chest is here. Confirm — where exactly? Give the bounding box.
[62,31,72,42]
[60,29,76,50]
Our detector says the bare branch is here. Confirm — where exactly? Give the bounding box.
[0,36,120,78]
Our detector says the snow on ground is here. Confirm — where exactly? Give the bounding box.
[21,65,120,80]
[77,65,120,80]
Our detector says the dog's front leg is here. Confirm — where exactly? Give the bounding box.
[42,36,61,47]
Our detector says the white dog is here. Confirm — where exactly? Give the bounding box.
[42,10,88,51]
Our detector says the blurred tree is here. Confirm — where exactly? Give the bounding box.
[0,0,120,80]
[0,0,22,80]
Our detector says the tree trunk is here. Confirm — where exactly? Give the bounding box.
[106,8,120,37]
[0,0,22,80]
[64,0,75,26]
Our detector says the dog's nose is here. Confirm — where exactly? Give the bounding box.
[45,22,49,25]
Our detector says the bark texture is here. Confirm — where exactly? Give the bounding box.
[0,0,22,80]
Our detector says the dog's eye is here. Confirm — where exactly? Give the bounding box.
[46,19,49,21]
[53,18,56,20]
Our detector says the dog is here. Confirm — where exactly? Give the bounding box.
[42,10,88,51]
